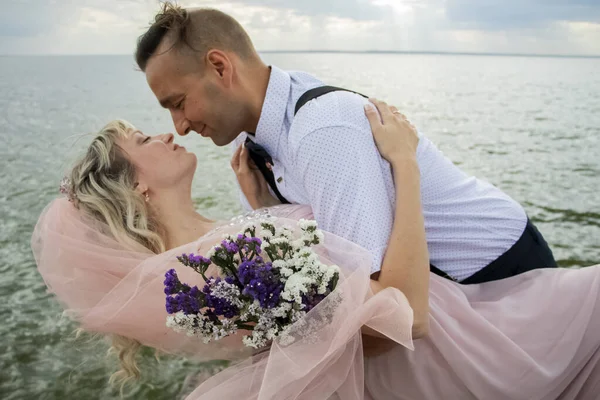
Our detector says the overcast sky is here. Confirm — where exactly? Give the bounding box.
[1,0,599,56]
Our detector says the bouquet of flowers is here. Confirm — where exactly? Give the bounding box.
[163,218,340,348]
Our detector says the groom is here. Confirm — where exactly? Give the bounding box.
[134,3,556,283]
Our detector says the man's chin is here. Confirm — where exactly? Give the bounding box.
[210,135,236,147]
[210,137,227,147]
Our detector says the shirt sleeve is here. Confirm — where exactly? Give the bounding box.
[293,124,395,274]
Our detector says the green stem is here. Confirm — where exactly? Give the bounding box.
[224,254,240,282]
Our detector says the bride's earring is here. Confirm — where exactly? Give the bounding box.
[145,193,150,202]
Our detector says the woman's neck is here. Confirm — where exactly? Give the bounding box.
[151,192,215,250]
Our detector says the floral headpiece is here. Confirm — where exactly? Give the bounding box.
[59,176,77,203]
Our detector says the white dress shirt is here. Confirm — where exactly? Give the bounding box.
[234,65,527,281]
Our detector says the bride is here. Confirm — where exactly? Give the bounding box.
[32,100,600,399]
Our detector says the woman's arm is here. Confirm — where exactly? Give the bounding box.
[231,142,282,210]
[364,99,430,339]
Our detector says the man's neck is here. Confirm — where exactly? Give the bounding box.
[241,63,271,133]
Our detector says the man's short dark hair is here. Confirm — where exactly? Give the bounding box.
[135,2,257,71]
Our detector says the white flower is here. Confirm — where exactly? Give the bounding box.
[272,259,288,269]
[243,329,268,349]
[314,230,324,243]
[282,273,314,304]
[291,239,305,251]
[210,280,244,308]
[259,221,276,232]
[166,315,179,330]
[306,252,320,265]
[242,336,256,348]
[240,301,261,320]
[278,331,296,346]
[259,229,273,240]
[271,302,292,318]
[210,318,238,341]
[265,327,280,340]
[204,247,215,259]
[270,237,289,246]
[298,219,318,231]
[290,310,307,324]
[318,269,337,294]
[297,248,313,258]
[279,227,294,240]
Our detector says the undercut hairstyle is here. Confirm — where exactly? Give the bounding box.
[135,2,258,71]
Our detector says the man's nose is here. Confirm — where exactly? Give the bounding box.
[171,111,191,136]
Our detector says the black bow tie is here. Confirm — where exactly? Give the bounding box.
[244,136,290,204]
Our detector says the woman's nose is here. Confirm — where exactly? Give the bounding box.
[161,133,174,143]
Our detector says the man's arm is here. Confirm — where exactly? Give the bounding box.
[294,123,395,274]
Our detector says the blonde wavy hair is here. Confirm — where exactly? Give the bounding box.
[69,120,165,389]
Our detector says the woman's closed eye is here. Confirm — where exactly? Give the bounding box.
[143,136,151,144]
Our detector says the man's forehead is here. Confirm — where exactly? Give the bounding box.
[145,52,176,85]
[145,60,179,107]
[145,50,192,96]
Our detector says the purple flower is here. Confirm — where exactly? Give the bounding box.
[301,293,327,312]
[177,253,211,272]
[224,276,236,285]
[238,260,283,309]
[219,240,239,254]
[165,296,179,314]
[164,269,181,295]
[175,288,201,314]
[164,268,205,314]
[202,278,240,318]
[246,237,262,246]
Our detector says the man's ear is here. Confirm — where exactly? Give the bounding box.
[206,49,233,88]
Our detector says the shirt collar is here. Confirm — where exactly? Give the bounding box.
[253,65,291,159]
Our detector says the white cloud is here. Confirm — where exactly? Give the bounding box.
[0,0,599,55]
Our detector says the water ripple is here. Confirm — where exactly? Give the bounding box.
[1,53,598,398]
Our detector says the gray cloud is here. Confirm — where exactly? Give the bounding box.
[0,0,151,37]
[0,0,72,37]
[227,0,388,21]
[1,0,599,55]
[445,0,600,30]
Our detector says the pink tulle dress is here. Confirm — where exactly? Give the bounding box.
[33,201,600,399]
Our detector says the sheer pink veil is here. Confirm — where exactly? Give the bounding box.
[32,200,415,399]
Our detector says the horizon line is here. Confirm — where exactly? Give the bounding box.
[260,50,600,59]
[2,50,599,59]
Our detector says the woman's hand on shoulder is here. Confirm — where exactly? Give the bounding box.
[364,98,419,165]
[231,142,281,210]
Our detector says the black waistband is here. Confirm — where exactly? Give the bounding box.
[459,218,556,284]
